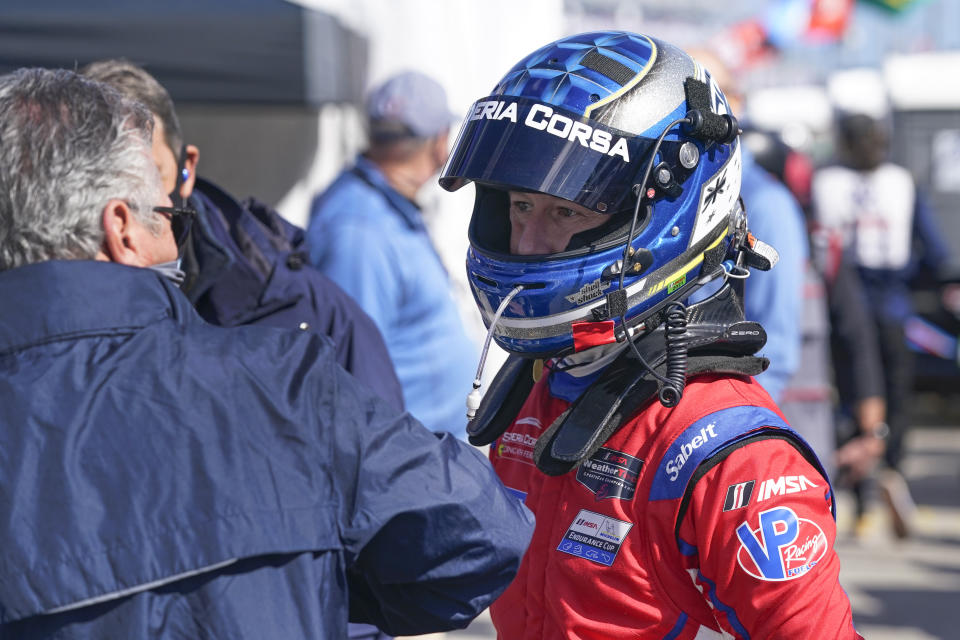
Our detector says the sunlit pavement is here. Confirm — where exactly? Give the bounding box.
[835,426,960,640]
[404,426,960,640]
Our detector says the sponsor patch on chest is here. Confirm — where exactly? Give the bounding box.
[557,509,633,567]
[576,447,643,501]
[495,417,543,466]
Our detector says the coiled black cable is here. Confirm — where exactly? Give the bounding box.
[617,116,693,402]
[658,301,688,407]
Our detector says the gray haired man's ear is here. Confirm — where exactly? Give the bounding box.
[97,200,172,267]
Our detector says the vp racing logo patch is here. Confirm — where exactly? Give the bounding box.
[576,448,643,501]
[736,507,827,581]
[557,509,633,567]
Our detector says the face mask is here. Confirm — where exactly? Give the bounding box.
[148,258,186,287]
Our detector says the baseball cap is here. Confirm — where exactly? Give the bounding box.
[366,70,455,141]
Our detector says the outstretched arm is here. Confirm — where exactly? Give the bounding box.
[327,364,534,635]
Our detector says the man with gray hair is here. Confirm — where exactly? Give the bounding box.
[0,68,181,271]
[0,68,533,638]
[80,58,406,415]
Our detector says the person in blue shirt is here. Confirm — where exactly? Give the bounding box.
[738,147,807,401]
[306,71,479,439]
[0,67,533,639]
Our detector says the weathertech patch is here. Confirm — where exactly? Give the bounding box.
[723,480,755,511]
[576,448,643,501]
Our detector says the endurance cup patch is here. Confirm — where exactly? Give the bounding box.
[576,448,643,501]
[557,509,633,567]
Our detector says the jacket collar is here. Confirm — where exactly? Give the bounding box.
[0,260,181,355]
[184,178,305,326]
[181,178,237,301]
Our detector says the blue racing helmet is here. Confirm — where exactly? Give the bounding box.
[440,31,744,358]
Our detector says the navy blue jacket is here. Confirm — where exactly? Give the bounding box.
[184,177,404,411]
[0,260,534,638]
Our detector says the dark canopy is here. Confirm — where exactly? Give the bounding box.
[0,0,367,105]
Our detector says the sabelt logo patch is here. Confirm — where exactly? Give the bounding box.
[736,507,828,581]
[664,422,719,482]
[576,448,643,501]
[557,509,633,567]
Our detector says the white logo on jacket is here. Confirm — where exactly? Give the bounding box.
[757,475,818,502]
[665,422,719,482]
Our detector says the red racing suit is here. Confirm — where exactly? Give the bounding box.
[489,369,862,639]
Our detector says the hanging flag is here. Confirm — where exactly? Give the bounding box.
[765,0,857,46]
[807,0,856,41]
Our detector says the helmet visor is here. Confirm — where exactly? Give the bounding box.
[440,96,659,214]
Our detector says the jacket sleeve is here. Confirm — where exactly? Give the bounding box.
[677,436,862,639]
[322,358,535,635]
